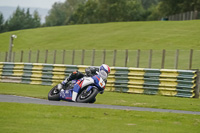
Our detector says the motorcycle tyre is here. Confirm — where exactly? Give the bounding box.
[76,88,98,103]
[48,85,60,101]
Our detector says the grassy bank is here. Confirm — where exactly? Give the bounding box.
[0,20,200,51]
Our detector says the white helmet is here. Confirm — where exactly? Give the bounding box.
[99,64,111,74]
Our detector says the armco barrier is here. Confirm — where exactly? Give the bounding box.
[0,62,199,98]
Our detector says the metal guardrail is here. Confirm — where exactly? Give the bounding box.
[0,62,199,98]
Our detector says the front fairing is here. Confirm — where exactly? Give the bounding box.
[60,89,73,101]
[92,75,106,91]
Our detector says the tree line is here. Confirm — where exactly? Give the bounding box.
[45,0,160,26]
[0,7,41,33]
[1,0,200,33]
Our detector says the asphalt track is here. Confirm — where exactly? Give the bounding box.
[1,94,200,115]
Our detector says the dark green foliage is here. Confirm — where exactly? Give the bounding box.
[45,0,159,26]
[45,0,87,26]
[45,0,200,26]
[158,0,200,16]
[0,7,41,33]
[0,12,4,33]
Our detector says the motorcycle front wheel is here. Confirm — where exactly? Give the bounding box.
[48,85,60,101]
[76,87,99,103]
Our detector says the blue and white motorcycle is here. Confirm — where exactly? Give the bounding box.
[48,74,106,103]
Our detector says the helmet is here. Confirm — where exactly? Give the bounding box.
[100,64,111,74]
[98,70,108,81]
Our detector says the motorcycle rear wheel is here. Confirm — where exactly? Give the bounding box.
[76,87,98,103]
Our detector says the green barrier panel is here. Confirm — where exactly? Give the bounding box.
[0,62,198,98]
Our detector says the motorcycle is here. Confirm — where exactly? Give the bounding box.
[48,75,105,103]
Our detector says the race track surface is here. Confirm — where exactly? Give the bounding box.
[1,94,200,115]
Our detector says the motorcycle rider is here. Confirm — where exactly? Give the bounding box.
[58,64,111,102]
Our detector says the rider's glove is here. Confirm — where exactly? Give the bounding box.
[99,90,104,94]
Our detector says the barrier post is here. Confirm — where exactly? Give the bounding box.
[8,35,13,62]
[161,49,166,69]
[174,49,179,69]
[53,50,57,64]
[45,50,48,63]
[113,50,117,66]
[148,49,152,68]
[102,49,106,64]
[189,49,193,70]
[81,49,85,65]
[62,50,65,64]
[125,49,128,67]
[20,50,23,62]
[72,50,75,65]
[36,50,40,63]
[91,49,95,66]
[136,49,140,68]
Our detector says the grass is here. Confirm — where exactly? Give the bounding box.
[0,20,200,52]
[0,82,200,112]
[0,102,200,133]
[0,82,49,99]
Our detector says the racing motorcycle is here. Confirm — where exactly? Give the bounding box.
[48,74,106,103]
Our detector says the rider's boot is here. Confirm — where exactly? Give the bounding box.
[57,78,69,91]
[62,77,70,86]
[57,74,72,90]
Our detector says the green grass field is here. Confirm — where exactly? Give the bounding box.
[1,102,200,133]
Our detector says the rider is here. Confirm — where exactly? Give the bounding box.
[58,64,111,102]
